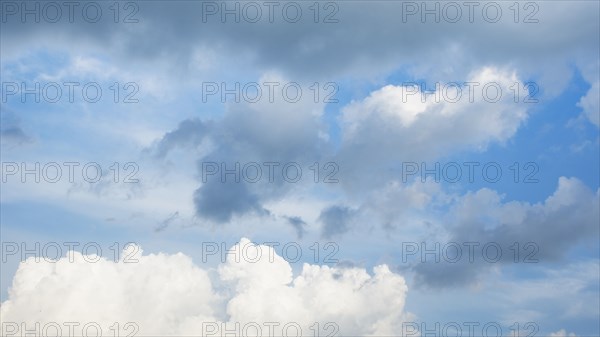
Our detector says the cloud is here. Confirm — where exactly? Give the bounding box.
[451,177,599,260]
[319,205,357,239]
[577,81,599,127]
[549,329,577,337]
[3,1,598,89]
[193,179,268,223]
[284,216,307,239]
[146,71,329,225]
[0,112,33,148]
[154,211,180,232]
[0,2,598,334]
[410,177,600,288]
[153,119,211,158]
[497,261,600,323]
[0,127,32,147]
[362,179,446,230]
[0,245,218,335]
[0,238,413,336]
[336,67,531,191]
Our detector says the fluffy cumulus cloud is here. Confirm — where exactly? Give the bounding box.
[0,239,412,336]
[0,246,218,335]
[341,67,528,154]
[336,67,531,190]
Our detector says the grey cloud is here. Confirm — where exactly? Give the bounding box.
[410,177,600,288]
[154,211,180,232]
[412,260,480,289]
[0,111,33,148]
[2,1,598,87]
[149,82,329,224]
[0,127,32,147]
[319,205,356,239]
[193,178,267,223]
[451,178,599,261]
[284,215,306,239]
[153,119,210,158]
[216,89,331,165]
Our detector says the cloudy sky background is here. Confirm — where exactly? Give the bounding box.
[1,0,599,336]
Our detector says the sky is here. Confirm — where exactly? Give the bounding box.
[0,0,599,336]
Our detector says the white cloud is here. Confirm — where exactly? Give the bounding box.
[577,81,600,127]
[337,67,531,191]
[549,329,577,337]
[0,238,413,336]
[341,67,528,154]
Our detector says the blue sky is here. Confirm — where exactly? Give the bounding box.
[1,1,599,336]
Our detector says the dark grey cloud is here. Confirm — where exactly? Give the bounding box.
[149,85,330,224]
[2,1,597,87]
[409,177,600,288]
[319,205,356,239]
[411,260,480,289]
[193,179,267,223]
[153,119,210,158]
[451,178,599,261]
